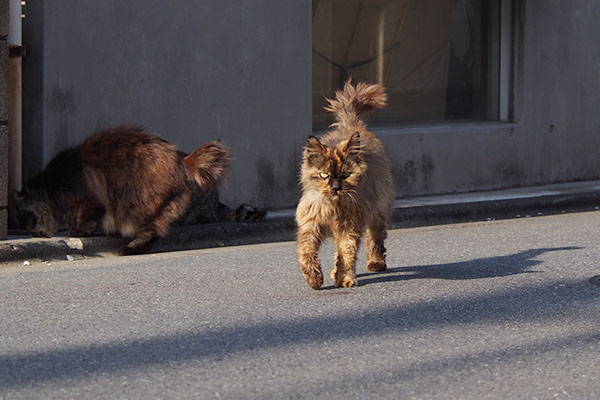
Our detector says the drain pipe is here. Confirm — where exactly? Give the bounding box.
[8,0,23,227]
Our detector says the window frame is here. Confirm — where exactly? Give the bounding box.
[311,0,520,134]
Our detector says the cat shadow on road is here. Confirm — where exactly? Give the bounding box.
[356,246,582,286]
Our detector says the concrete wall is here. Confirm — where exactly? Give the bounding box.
[0,0,8,239]
[375,1,600,198]
[20,1,600,212]
[23,0,311,210]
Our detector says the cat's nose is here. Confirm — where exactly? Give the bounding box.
[331,181,341,193]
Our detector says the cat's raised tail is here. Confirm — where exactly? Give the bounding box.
[324,78,387,129]
[183,141,232,190]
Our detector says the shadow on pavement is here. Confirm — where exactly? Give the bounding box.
[357,247,582,285]
[0,246,594,389]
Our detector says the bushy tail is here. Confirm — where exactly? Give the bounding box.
[183,141,232,190]
[324,78,387,129]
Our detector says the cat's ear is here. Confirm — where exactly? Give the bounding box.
[11,190,23,208]
[342,131,362,157]
[304,135,326,164]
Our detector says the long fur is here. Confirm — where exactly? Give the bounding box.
[324,78,387,131]
[13,126,231,255]
[183,141,231,190]
[296,79,394,289]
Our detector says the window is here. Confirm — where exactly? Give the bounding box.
[312,0,510,129]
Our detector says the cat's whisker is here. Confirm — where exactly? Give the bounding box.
[346,192,356,205]
[347,191,359,205]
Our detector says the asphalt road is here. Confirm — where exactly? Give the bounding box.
[1,211,599,399]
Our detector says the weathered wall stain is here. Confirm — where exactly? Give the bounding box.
[256,157,276,193]
[46,81,78,158]
[491,163,524,186]
[46,81,77,114]
[285,151,301,192]
[255,152,301,209]
[53,120,69,156]
[421,153,435,189]
[392,158,417,196]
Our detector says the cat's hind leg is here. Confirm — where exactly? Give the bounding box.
[117,190,188,256]
[69,199,105,237]
[366,220,387,272]
[118,233,159,256]
[297,223,326,289]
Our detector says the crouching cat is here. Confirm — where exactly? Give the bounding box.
[13,126,231,255]
[296,79,394,289]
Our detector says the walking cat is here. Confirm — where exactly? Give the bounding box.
[13,126,231,255]
[296,79,394,289]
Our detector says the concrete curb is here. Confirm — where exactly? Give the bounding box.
[2,180,600,265]
[389,190,600,228]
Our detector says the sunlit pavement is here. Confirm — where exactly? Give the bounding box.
[1,210,599,398]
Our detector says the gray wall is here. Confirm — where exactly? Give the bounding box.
[21,1,600,212]
[23,0,311,210]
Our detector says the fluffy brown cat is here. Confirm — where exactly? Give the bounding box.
[296,80,394,289]
[13,126,231,255]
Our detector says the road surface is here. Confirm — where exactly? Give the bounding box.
[1,211,599,399]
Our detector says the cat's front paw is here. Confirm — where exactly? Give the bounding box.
[68,227,93,237]
[304,270,324,290]
[367,261,387,272]
[118,245,144,256]
[335,275,358,288]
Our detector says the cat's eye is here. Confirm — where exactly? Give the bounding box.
[319,172,329,179]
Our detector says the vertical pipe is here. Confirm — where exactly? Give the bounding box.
[499,0,512,121]
[8,0,22,229]
[377,5,385,85]
[8,0,21,46]
[8,51,21,191]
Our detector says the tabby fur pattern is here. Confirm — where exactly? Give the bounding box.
[296,79,394,289]
[13,126,231,255]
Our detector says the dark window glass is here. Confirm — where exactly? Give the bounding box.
[313,0,500,129]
